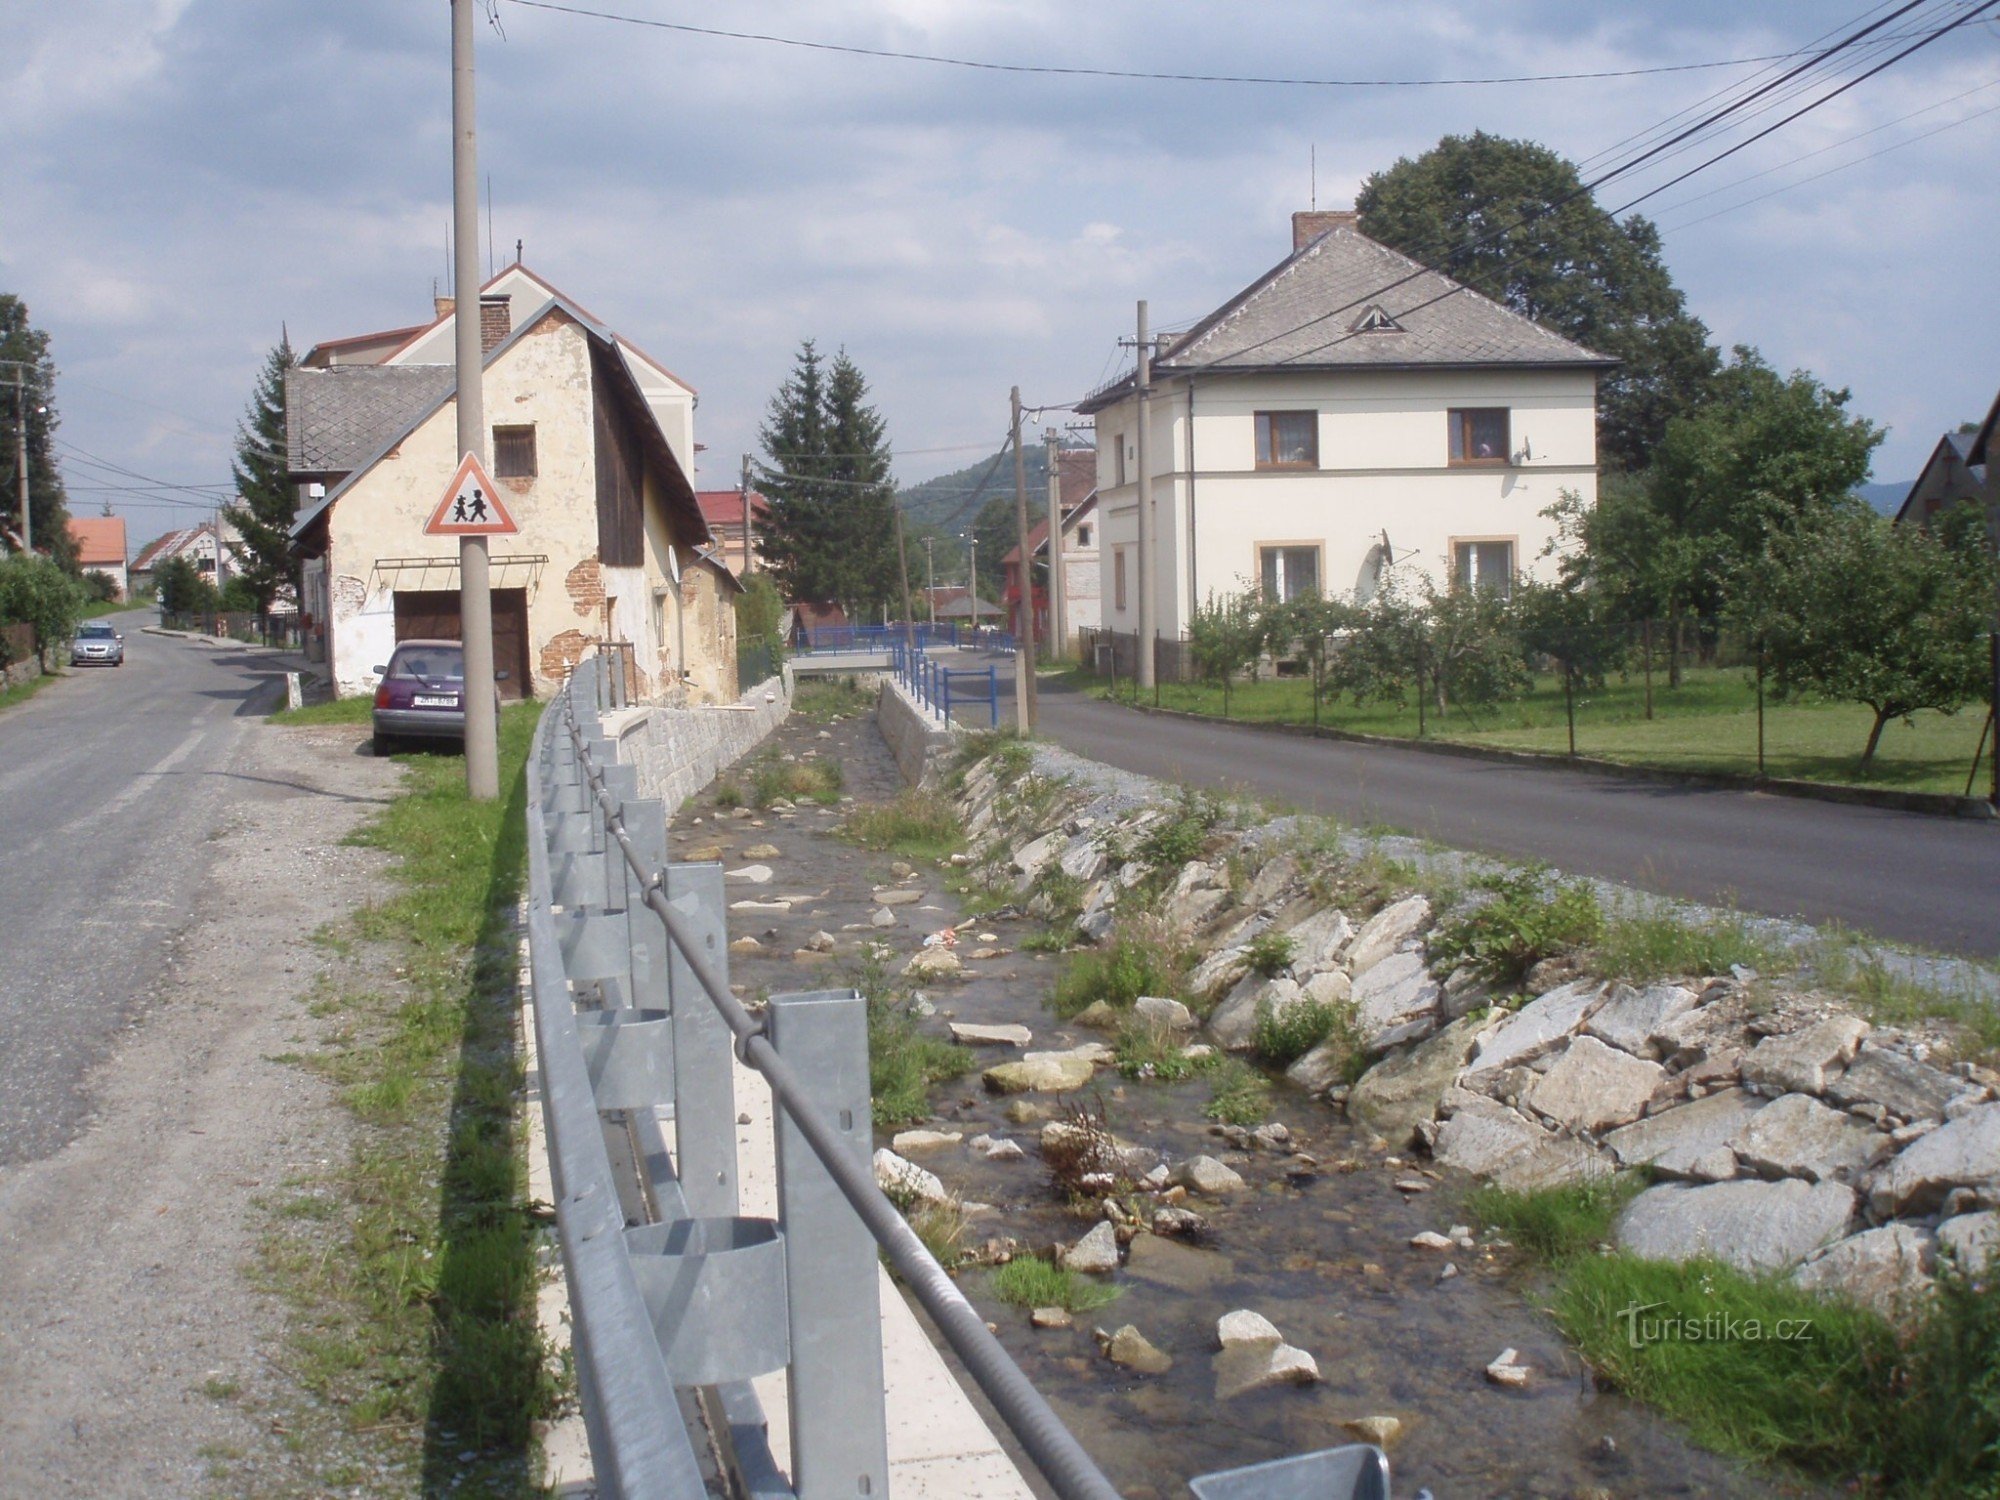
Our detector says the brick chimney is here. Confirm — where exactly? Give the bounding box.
[479,295,511,353]
[434,295,455,320]
[1293,209,1358,251]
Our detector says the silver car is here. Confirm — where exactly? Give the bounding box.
[71,620,125,667]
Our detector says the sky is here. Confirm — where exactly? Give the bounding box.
[4,0,1997,552]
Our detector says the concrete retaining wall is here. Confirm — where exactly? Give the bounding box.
[616,674,790,815]
[875,674,959,786]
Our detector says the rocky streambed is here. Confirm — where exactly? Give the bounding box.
[659,697,1946,1500]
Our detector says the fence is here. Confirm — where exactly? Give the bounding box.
[526,654,1118,1499]
[790,621,1017,655]
[161,609,303,648]
[737,633,780,688]
[887,638,999,726]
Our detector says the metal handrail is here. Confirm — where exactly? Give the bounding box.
[557,685,1123,1500]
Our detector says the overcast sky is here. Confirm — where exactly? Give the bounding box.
[5,0,1997,549]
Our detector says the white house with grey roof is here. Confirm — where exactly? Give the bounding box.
[1076,211,1612,640]
[287,263,736,704]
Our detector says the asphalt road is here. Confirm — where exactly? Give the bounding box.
[976,665,2000,962]
[0,619,301,1166]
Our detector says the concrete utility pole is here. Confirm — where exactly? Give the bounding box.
[1010,386,1037,731]
[923,537,936,626]
[740,452,755,576]
[1044,425,1065,662]
[967,533,978,626]
[13,367,27,553]
[452,0,499,800]
[1135,300,1155,690]
[890,487,915,648]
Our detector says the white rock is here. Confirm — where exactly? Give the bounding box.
[871,907,898,928]
[1409,1231,1455,1251]
[1213,1340,1320,1400]
[891,1128,963,1153]
[1216,1309,1284,1349]
[1937,1210,2000,1269]
[1133,995,1197,1031]
[902,947,962,980]
[1484,1349,1531,1388]
[1350,950,1441,1051]
[969,1134,1026,1162]
[1465,980,1607,1077]
[983,1051,1097,1093]
[1605,1089,1764,1179]
[1186,945,1249,999]
[1794,1223,1935,1317]
[1208,976,1304,1052]
[1344,895,1432,977]
[1729,1092,1887,1184]
[725,863,775,884]
[1524,1035,1664,1133]
[950,1022,1033,1048]
[1741,1015,1871,1096]
[1302,969,1353,1006]
[873,1148,950,1206]
[1177,1156,1246,1195]
[1062,1221,1120,1274]
[1432,1096,1610,1192]
[1283,907,1354,975]
[874,888,926,906]
[1826,1047,1963,1123]
[1584,983,1699,1060]
[1616,1178,1855,1272]
[1869,1102,2000,1217]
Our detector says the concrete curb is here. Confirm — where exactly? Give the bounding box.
[1103,696,1997,822]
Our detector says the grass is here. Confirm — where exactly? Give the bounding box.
[791,676,874,722]
[849,951,972,1125]
[903,1198,970,1271]
[1809,933,2000,1056]
[1049,922,1187,1019]
[988,1254,1122,1313]
[842,788,964,860]
[1096,663,1990,796]
[1430,866,1606,983]
[1248,997,1354,1071]
[1203,1057,1271,1126]
[1590,902,1789,982]
[0,672,55,714]
[1465,1175,1648,1262]
[1115,1016,1220,1082]
[258,700,561,1496]
[1241,929,1297,979]
[750,753,843,807]
[269,692,373,726]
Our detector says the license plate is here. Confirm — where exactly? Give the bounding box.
[413,695,459,708]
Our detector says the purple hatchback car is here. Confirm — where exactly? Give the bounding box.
[371,639,505,755]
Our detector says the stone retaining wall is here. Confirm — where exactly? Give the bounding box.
[616,674,790,815]
[875,674,958,785]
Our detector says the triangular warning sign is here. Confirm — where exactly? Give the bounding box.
[423,452,520,537]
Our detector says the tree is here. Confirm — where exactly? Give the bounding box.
[1735,506,1994,762]
[755,341,900,617]
[220,336,297,625]
[0,553,84,668]
[1185,591,1263,714]
[1261,588,1357,727]
[0,295,78,570]
[734,571,785,645]
[155,554,215,617]
[1356,132,1719,472]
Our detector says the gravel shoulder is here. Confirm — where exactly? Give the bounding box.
[0,720,402,1499]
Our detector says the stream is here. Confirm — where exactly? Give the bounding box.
[668,699,1820,1500]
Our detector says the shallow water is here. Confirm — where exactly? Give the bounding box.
[672,706,1819,1500]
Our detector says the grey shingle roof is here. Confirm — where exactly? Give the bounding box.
[286,365,457,475]
[1080,225,1611,411]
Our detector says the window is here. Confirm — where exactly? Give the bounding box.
[1255,411,1318,468]
[1113,547,1128,611]
[1448,408,1509,465]
[1075,524,1092,549]
[1453,539,1515,596]
[1259,545,1320,602]
[1113,434,1127,488]
[493,424,537,479]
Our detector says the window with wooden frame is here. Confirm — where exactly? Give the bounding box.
[493,424,538,479]
[1113,547,1128,611]
[1447,408,1509,465]
[1452,538,1515,596]
[1254,410,1318,469]
[1257,544,1321,602]
[1113,433,1127,488]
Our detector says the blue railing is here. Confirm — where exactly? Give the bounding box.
[888,639,1000,727]
[792,623,1018,656]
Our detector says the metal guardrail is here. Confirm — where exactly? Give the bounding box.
[888,639,1000,727]
[793,623,1018,655]
[526,652,1121,1500]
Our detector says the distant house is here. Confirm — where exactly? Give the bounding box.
[1077,210,1609,638]
[1000,449,1100,647]
[695,488,771,578]
[287,262,737,704]
[69,516,129,598]
[1896,389,1997,537]
[130,522,227,593]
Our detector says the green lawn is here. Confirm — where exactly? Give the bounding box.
[270,694,374,727]
[1082,665,1991,796]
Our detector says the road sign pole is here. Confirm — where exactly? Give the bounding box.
[453,0,498,801]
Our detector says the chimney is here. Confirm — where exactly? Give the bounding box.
[1293,209,1358,251]
[435,295,455,320]
[479,294,511,353]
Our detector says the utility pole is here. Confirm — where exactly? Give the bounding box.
[1135,300,1155,690]
[739,452,755,576]
[890,488,915,649]
[1010,386,1037,731]
[923,537,936,627]
[13,366,27,553]
[1044,425,1065,662]
[967,533,978,626]
[452,0,499,800]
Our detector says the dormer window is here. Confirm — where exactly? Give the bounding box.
[1351,305,1404,334]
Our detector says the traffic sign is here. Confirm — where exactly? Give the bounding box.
[423,452,520,537]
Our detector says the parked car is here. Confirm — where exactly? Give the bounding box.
[370,639,507,755]
[71,620,125,667]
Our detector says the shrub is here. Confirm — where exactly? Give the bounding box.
[1248,998,1352,1070]
[1136,788,1222,869]
[1430,865,1603,983]
[843,789,963,859]
[0,554,85,668]
[988,1255,1121,1313]
[1041,1097,1128,1199]
[751,755,842,807]
[1204,1058,1270,1126]
[1241,930,1297,978]
[711,780,744,810]
[1049,922,1185,1019]
[1115,1016,1218,1082]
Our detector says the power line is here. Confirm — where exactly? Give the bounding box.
[507,0,1822,90]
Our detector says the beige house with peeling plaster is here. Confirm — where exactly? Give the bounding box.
[289,265,736,703]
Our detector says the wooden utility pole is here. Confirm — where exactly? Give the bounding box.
[1010,387,1037,731]
[1045,426,1065,661]
[452,0,498,800]
[739,452,756,576]
[923,537,936,627]
[13,367,28,553]
[1134,300,1155,691]
[891,488,915,648]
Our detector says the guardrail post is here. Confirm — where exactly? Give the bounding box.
[767,988,888,1500]
[986,664,998,727]
[665,862,740,1219]
[943,667,953,725]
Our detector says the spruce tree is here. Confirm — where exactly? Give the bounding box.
[221,335,297,625]
[0,295,78,570]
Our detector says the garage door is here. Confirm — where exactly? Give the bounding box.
[392,588,532,700]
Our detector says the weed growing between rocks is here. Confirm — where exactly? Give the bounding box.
[1589,902,1786,983]
[841,788,964,860]
[1026,863,1086,925]
[711,779,744,810]
[1430,865,1605,983]
[1115,1016,1220,1082]
[1241,929,1297,978]
[1049,918,1189,1019]
[1204,1057,1271,1126]
[989,1255,1122,1313]
[902,1198,970,1271]
[1464,1175,1647,1262]
[1809,932,2000,1056]
[845,950,971,1126]
[750,753,843,807]
[791,676,874,722]
[1248,997,1354,1072]
[1042,1097,1129,1199]
[1134,787,1223,868]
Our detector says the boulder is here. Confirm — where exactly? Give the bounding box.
[1605,1089,1763,1179]
[950,1022,1033,1048]
[1059,838,1108,883]
[1124,1233,1233,1293]
[1208,977,1304,1052]
[1104,1325,1173,1375]
[1431,1096,1610,1192]
[1741,1014,1870,1096]
[983,1051,1098,1094]
[1213,1340,1320,1400]
[1465,980,1607,1078]
[873,1148,950,1207]
[1795,1223,1935,1317]
[1061,1221,1121,1274]
[1133,995,1197,1031]
[1216,1309,1283,1349]
[1729,1092,1887,1183]
[1826,1046,1962,1124]
[1344,894,1431,978]
[871,907,899,928]
[1346,1015,1484,1146]
[1342,1416,1404,1449]
[970,1135,1026,1162]
[1163,862,1227,934]
[1438,966,1498,1022]
[1243,854,1301,910]
[1350,950,1441,1051]
[890,1129,962,1153]
[1868,1102,2000,1217]
[902,947,962,981]
[1187,944,1249,1000]
[1302,969,1352,1006]
[1584,983,1699,1060]
[1283,907,1353,975]
[1937,1210,2000,1269]
[1524,1036,1664,1134]
[1286,1034,1359,1094]
[1071,1001,1122,1030]
[1616,1179,1855,1272]
[1177,1156,1247,1195]
[1011,831,1062,884]
[742,843,782,859]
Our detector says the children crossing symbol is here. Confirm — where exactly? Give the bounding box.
[424,452,520,537]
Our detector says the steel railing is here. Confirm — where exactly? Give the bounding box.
[527,652,1120,1500]
[887,638,1000,727]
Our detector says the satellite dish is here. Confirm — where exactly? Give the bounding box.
[666,548,682,585]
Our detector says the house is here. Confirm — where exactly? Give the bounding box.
[1076,210,1610,640]
[287,261,736,703]
[130,522,227,593]
[69,515,129,598]
[780,600,848,648]
[695,488,770,577]
[999,449,1100,647]
[1896,388,1997,536]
